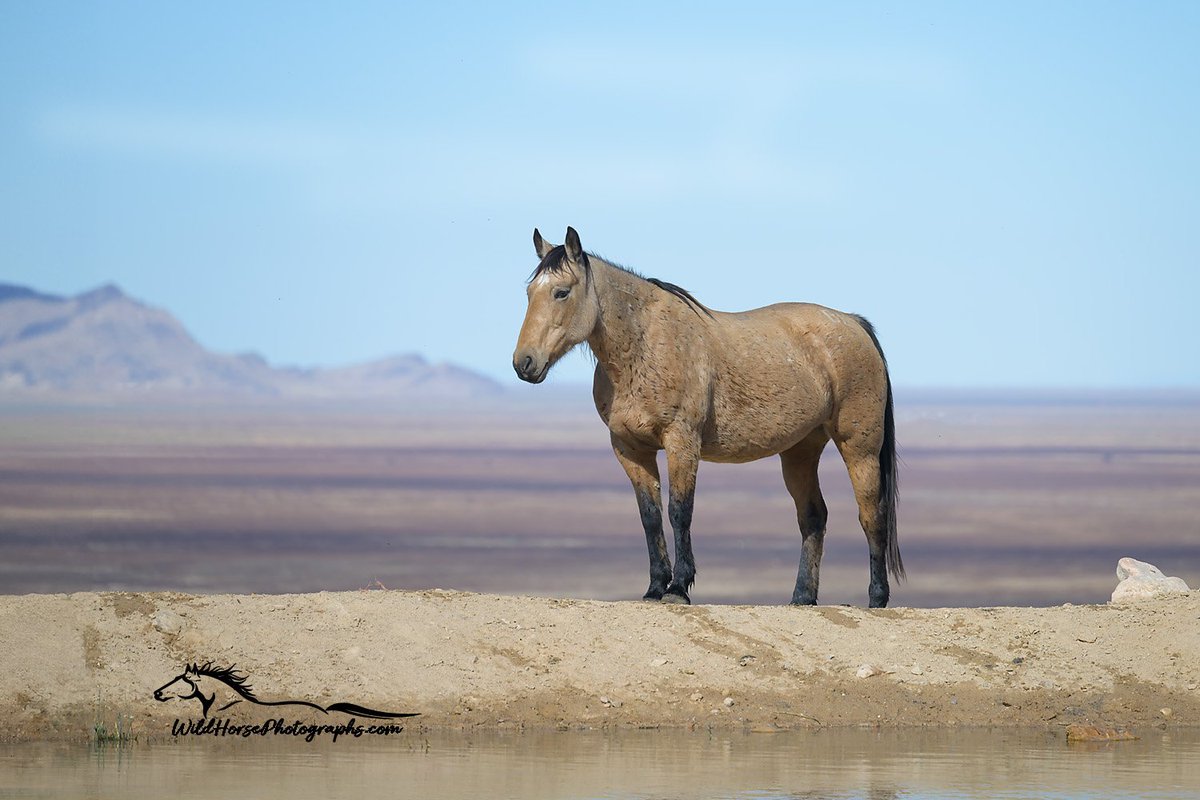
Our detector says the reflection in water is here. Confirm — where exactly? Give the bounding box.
[1,728,1197,799]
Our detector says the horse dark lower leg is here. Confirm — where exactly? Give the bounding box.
[865,539,888,607]
[663,435,700,604]
[781,437,829,605]
[612,437,671,600]
[662,489,696,603]
[792,500,827,605]
[635,485,671,599]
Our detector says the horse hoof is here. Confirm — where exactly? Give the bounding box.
[661,588,691,605]
[642,589,664,601]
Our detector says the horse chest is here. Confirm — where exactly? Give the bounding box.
[605,407,665,449]
[609,391,679,448]
[594,369,683,449]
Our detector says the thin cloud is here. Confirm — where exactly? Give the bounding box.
[519,42,965,99]
[34,104,848,211]
[36,105,351,166]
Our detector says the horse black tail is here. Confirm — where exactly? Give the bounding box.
[325,702,420,720]
[852,316,904,582]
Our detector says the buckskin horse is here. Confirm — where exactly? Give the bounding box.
[513,227,901,607]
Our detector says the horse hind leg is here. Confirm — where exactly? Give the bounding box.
[781,432,830,605]
[835,432,893,608]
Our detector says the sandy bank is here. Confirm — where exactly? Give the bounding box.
[1,590,1197,741]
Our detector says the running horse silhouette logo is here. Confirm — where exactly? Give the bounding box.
[153,662,419,720]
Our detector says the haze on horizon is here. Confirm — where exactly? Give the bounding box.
[2,2,1197,390]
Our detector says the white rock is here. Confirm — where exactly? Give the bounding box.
[650,657,669,667]
[856,664,881,679]
[723,697,735,707]
[1111,558,1190,602]
[152,609,185,635]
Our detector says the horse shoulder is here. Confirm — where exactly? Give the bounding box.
[592,314,712,448]
[642,307,715,428]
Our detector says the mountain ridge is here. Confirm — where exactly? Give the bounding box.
[0,281,501,402]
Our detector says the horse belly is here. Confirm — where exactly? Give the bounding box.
[700,409,827,464]
[697,311,839,462]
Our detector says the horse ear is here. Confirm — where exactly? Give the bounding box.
[533,228,555,259]
[564,226,584,263]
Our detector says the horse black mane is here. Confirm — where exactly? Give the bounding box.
[190,662,258,700]
[644,277,712,318]
[529,246,712,318]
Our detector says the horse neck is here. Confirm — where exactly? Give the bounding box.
[586,259,660,383]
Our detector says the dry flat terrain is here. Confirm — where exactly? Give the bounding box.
[0,395,1198,607]
[0,588,1197,741]
[1,395,1198,741]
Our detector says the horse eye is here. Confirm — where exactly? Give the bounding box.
[553,287,571,300]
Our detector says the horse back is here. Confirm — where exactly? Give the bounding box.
[712,302,884,382]
[697,302,889,461]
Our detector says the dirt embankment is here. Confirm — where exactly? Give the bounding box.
[1,590,1197,741]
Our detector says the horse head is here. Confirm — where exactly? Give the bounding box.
[513,226,600,383]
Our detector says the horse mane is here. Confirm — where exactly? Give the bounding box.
[190,662,259,701]
[644,277,713,319]
[529,247,712,319]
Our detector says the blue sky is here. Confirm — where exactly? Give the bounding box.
[2,2,1197,388]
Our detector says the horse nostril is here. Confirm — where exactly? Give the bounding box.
[521,355,533,374]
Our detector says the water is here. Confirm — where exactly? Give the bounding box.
[1,728,1197,799]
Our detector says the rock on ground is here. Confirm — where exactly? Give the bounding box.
[1111,557,1191,603]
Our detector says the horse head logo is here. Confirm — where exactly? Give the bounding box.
[154,662,255,718]
[153,661,418,720]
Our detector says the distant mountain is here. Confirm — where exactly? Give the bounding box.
[0,282,501,402]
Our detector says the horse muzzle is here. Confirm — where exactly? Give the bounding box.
[513,352,549,384]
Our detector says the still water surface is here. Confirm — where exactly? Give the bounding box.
[1,728,1198,800]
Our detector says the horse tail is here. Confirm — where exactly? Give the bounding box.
[852,315,904,582]
[325,702,420,720]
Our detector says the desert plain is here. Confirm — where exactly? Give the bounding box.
[0,391,1198,740]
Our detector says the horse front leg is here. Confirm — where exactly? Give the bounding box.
[611,435,671,600]
[662,431,700,604]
